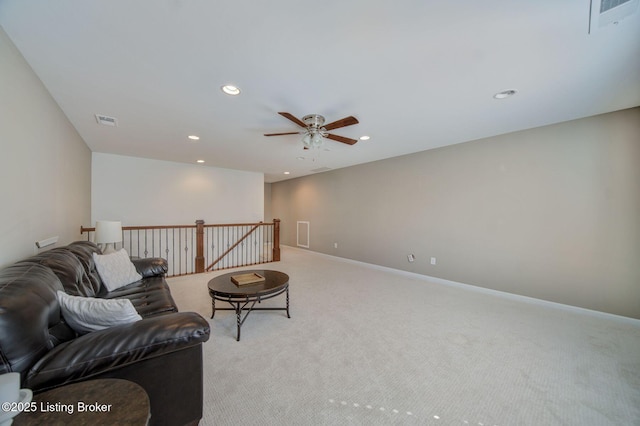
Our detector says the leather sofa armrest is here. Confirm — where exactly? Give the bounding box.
[131,257,168,278]
[25,312,210,391]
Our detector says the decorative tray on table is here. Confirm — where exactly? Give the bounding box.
[231,273,266,286]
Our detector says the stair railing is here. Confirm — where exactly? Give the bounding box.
[80,219,280,277]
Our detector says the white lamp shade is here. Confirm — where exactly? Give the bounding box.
[95,221,122,244]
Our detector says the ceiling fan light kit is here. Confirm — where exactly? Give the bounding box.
[302,131,325,149]
[265,112,360,149]
[302,115,327,149]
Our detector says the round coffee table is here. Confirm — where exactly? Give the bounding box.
[208,270,290,341]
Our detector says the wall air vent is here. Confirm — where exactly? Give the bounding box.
[95,114,118,127]
[589,0,638,32]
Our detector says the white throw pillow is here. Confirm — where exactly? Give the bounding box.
[92,249,142,291]
[57,291,142,334]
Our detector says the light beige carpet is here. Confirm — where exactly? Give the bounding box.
[168,246,640,426]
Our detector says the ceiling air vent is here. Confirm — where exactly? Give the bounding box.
[311,167,332,173]
[589,0,638,32]
[601,0,632,13]
[95,114,118,127]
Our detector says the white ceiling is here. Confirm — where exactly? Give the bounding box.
[1,0,639,183]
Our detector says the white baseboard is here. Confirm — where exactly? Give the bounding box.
[282,245,640,325]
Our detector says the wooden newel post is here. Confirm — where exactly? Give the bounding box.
[273,219,281,261]
[195,219,205,273]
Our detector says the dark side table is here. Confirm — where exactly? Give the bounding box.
[14,378,150,426]
[208,269,290,341]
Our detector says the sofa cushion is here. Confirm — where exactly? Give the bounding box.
[131,257,168,278]
[19,249,96,297]
[101,276,178,317]
[65,241,103,295]
[57,291,142,334]
[0,263,70,375]
[24,312,210,391]
[93,249,142,291]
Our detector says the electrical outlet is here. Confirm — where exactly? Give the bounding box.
[334,242,338,248]
[430,257,436,265]
[408,254,415,263]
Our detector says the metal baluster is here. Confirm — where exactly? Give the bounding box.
[205,227,209,270]
[165,230,170,276]
[191,227,195,273]
[172,228,176,277]
[241,226,245,266]
[179,228,183,275]
[144,229,148,258]
[257,225,261,264]
[225,227,229,269]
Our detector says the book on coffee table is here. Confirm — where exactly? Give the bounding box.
[231,273,265,286]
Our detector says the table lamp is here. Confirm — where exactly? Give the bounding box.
[95,220,122,254]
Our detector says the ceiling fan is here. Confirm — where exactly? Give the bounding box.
[264,112,359,149]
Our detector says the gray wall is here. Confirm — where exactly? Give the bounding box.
[271,108,640,319]
[0,26,91,267]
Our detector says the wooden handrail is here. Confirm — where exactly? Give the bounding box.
[81,224,196,232]
[80,221,271,233]
[205,222,263,271]
[203,222,269,228]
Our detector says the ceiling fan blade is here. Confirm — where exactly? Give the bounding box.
[264,132,301,136]
[278,112,307,128]
[323,116,359,131]
[326,133,358,145]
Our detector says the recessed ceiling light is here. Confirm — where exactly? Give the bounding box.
[188,135,200,141]
[359,135,370,141]
[197,160,205,163]
[283,171,290,175]
[296,157,305,160]
[221,85,240,96]
[493,90,517,99]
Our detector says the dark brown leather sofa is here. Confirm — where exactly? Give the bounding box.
[0,241,210,425]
